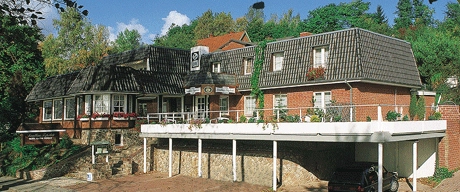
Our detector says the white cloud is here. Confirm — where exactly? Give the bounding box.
[160,11,191,36]
[110,19,154,43]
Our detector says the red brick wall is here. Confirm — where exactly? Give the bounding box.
[233,83,412,121]
[438,105,460,170]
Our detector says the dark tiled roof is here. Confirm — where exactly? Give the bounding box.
[202,28,421,90]
[185,72,237,87]
[25,72,79,101]
[135,70,184,94]
[26,46,189,101]
[67,65,140,94]
[100,46,150,65]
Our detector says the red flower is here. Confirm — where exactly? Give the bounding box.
[306,67,325,80]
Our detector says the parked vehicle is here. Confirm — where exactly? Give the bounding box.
[328,162,398,192]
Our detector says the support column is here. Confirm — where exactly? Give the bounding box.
[198,139,202,177]
[232,139,237,182]
[91,145,95,164]
[169,138,173,177]
[143,137,147,173]
[413,141,418,192]
[378,143,383,192]
[273,140,278,191]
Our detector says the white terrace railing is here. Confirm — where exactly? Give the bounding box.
[144,104,439,124]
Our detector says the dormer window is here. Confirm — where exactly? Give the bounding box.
[272,52,284,71]
[212,62,221,73]
[313,46,329,68]
[243,57,254,75]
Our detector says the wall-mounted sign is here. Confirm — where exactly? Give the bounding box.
[204,86,213,93]
[23,132,59,145]
[216,86,236,94]
[185,87,201,95]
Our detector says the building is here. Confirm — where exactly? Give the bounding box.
[21,28,452,190]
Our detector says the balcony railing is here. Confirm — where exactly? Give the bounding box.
[144,104,439,124]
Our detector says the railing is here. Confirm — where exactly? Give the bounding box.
[144,104,439,124]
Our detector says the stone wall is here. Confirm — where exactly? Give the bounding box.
[151,139,354,187]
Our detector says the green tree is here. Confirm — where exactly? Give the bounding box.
[0,14,44,139]
[111,29,142,54]
[42,7,110,76]
[416,96,426,120]
[441,2,460,37]
[409,92,417,120]
[194,10,235,39]
[1,0,88,25]
[413,0,434,26]
[394,0,413,30]
[153,22,197,50]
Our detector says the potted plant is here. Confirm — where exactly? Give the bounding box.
[91,112,111,120]
[306,67,325,80]
[77,114,90,121]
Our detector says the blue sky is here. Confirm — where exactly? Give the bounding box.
[37,0,452,43]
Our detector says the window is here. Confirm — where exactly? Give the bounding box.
[94,94,110,114]
[138,102,148,117]
[273,94,287,115]
[220,96,229,115]
[84,95,91,115]
[314,91,332,109]
[244,57,253,75]
[115,133,123,146]
[272,52,284,71]
[244,96,256,116]
[212,62,221,73]
[65,98,75,119]
[53,100,63,120]
[113,95,126,113]
[43,100,52,121]
[313,46,329,68]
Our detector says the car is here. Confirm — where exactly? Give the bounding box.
[327,162,399,192]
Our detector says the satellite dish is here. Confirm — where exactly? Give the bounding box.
[252,2,265,9]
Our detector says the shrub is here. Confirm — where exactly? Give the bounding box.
[416,96,426,120]
[366,116,372,122]
[402,114,409,121]
[310,115,321,122]
[385,111,401,121]
[429,167,454,184]
[239,115,247,123]
[59,134,73,149]
[428,112,442,120]
[248,117,256,123]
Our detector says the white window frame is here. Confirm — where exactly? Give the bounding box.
[212,62,221,73]
[64,98,76,120]
[244,57,254,75]
[219,96,229,115]
[273,94,287,114]
[43,100,53,121]
[272,52,284,71]
[94,94,110,114]
[112,94,127,113]
[53,99,63,120]
[313,91,332,110]
[313,46,329,68]
[244,96,256,116]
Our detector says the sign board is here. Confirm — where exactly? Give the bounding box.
[190,46,209,71]
[23,132,59,145]
[216,86,236,94]
[185,87,201,95]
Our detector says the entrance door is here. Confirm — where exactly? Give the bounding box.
[195,96,207,119]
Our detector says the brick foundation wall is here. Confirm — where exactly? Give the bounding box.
[438,105,460,170]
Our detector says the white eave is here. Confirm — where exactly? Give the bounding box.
[140,120,446,143]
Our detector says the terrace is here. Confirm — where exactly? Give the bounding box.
[140,104,446,191]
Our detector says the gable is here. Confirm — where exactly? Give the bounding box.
[197,31,252,52]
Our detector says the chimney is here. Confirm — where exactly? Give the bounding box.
[300,32,313,37]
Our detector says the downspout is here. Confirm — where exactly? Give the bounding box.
[345,79,353,122]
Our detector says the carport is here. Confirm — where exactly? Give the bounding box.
[140,116,446,192]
